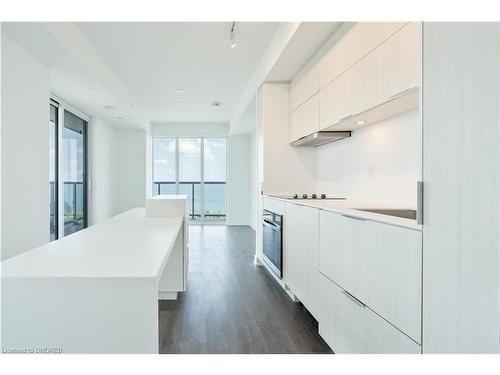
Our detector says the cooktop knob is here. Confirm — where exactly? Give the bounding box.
[302,194,308,199]
[321,194,327,199]
[293,194,298,199]
[311,194,317,199]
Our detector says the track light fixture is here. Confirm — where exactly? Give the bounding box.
[229,22,237,49]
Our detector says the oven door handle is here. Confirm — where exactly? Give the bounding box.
[263,219,281,231]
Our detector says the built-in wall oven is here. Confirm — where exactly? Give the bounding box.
[262,209,283,278]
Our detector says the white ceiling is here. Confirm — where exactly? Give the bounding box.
[3,22,344,132]
[2,22,278,128]
[266,22,342,82]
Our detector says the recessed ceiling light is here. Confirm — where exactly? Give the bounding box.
[117,116,124,120]
[212,101,222,108]
[176,89,185,94]
[355,120,367,125]
[104,105,115,111]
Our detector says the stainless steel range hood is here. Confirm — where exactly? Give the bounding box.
[291,131,351,147]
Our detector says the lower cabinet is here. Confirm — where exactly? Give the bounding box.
[318,210,422,343]
[278,198,423,353]
[318,274,421,354]
[284,203,321,320]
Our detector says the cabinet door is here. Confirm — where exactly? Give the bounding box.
[374,22,420,103]
[319,22,420,131]
[289,93,320,143]
[319,274,421,354]
[284,203,320,320]
[318,72,352,130]
[319,210,422,343]
[290,65,320,111]
[319,22,406,89]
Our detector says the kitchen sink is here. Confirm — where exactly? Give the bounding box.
[354,208,417,220]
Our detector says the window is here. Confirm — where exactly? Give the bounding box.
[62,110,88,236]
[153,137,227,222]
[203,138,227,221]
[179,138,202,220]
[49,103,58,241]
[49,99,89,240]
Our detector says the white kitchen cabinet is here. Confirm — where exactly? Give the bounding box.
[318,210,422,343]
[319,22,420,131]
[422,23,500,353]
[283,203,321,320]
[319,273,421,354]
[289,93,320,143]
[290,64,320,111]
[372,22,420,105]
[263,196,286,216]
[319,22,406,89]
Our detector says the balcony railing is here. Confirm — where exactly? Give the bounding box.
[153,181,226,221]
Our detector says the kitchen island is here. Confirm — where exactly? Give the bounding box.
[1,200,187,354]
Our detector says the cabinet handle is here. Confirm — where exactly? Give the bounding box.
[417,181,423,225]
[389,86,418,100]
[341,214,367,221]
[341,290,367,308]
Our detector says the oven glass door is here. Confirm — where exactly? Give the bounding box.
[262,210,282,278]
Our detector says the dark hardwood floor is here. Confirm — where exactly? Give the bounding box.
[158,225,332,354]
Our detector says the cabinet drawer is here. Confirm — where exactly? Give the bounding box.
[319,22,406,89]
[318,210,422,343]
[263,197,286,216]
[290,93,320,143]
[290,65,320,111]
[319,274,421,354]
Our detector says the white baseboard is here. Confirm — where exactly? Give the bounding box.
[158,291,178,300]
[253,254,263,266]
[226,220,251,226]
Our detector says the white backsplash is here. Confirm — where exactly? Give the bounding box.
[315,109,421,208]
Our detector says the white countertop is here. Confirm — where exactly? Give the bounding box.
[1,208,183,278]
[266,195,422,231]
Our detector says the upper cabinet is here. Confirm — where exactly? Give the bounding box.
[290,64,320,112]
[289,93,320,143]
[319,22,406,89]
[289,22,421,144]
[320,22,420,131]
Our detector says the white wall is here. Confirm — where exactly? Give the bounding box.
[259,83,316,195]
[152,122,229,137]
[248,129,258,229]
[144,124,153,199]
[226,134,251,225]
[90,118,117,225]
[1,34,49,260]
[115,129,147,214]
[316,110,421,207]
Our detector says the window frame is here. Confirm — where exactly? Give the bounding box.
[152,136,227,223]
[49,100,59,240]
[50,95,91,240]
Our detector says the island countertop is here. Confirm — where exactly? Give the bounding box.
[1,208,183,279]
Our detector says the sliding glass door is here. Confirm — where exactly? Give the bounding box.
[62,110,88,236]
[179,138,202,221]
[49,100,89,240]
[153,137,227,222]
[203,138,226,221]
